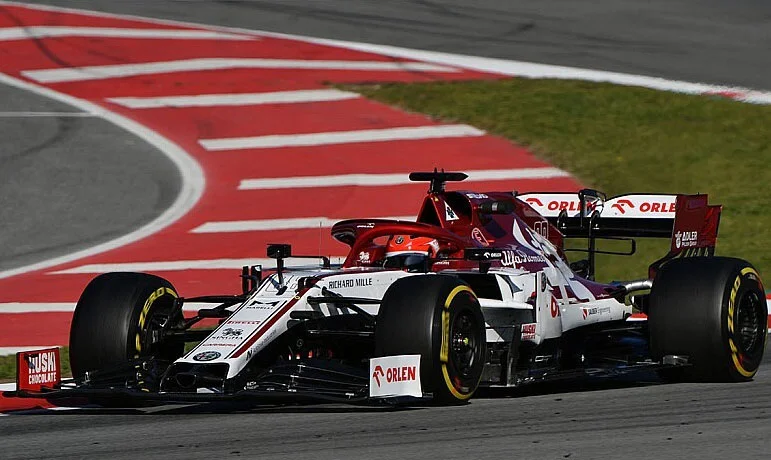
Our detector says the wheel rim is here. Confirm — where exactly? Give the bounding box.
[450,309,481,379]
[735,290,764,357]
[139,298,183,361]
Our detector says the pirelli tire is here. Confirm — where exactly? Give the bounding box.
[374,275,486,405]
[69,272,185,379]
[649,257,767,382]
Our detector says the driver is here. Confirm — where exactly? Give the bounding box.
[383,235,440,269]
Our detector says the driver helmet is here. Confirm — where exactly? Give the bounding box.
[383,235,439,269]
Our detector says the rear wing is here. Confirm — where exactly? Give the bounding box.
[518,192,679,238]
[518,191,722,277]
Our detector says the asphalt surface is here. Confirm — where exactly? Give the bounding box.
[2,366,771,459]
[34,0,771,90]
[0,82,181,271]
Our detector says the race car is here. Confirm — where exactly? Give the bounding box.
[6,170,767,406]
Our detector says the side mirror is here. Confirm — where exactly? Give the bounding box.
[267,243,292,259]
[478,200,514,215]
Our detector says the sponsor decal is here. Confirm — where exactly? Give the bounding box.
[227,320,261,325]
[369,354,422,398]
[246,300,282,310]
[582,305,612,319]
[328,277,373,289]
[222,328,243,337]
[17,348,61,390]
[612,200,676,214]
[534,221,548,239]
[501,249,547,267]
[525,197,543,207]
[193,351,221,361]
[674,230,698,249]
[639,201,676,213]
[550,296,560,318]
[545,200,595,212]
[201,343,237,347]
[444,202,459,221]
[465,193,489,199]
[356,222,375,228]
[521,323,537,341]
[358,251,370,263]
[471,227,489,247]
[611,199,635,214]
[394,236,404,244]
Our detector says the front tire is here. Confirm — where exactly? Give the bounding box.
[69,272,185,379]
[374,275,486,404]
[649,257,766,382]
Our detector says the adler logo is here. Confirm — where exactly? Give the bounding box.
[675,231,698,249]
[370,355,422,398]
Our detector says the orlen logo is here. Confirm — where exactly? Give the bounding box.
[525,197,543,207]
[371,364,417,387]
[611,199,635,214]
[612,200,676,214]
[547,201,596,212]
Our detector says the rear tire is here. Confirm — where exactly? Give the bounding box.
[69,272,185,379]
[375,275,486,404]
[649,257,766,382]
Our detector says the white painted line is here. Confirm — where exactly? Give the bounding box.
[238,167,570,190]
[0,73,204,280]
[21,58,459,84]
[200,125,484,151]
[0,382,17,390]
[107,89,359,109]
[47,257,326,274]
[291,38,771,105]
[0,303,74,313]
[192,215,415,234]
[0,347,60,357]
[0,302,244,314]
[0,111,96,117]
[0,26,251,41]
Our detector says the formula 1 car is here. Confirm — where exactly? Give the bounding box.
[7,171,767,406]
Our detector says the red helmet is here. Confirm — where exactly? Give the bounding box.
[385,235,440,257]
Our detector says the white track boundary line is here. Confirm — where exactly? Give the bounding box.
[0,302,242,314]
[0,26,251,41]
[0,73,205,280]
[22,58,458,84]
[107,89,359,109]
[200,125,484,151]
[0,347,61,356]
[5,1,767,103]
[0,111,96,117]
[192,215,415,234]
[238,167,570,190]
[47,257,328,274]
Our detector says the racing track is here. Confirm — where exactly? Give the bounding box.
[3,359,771,459]
[1,1,770,458]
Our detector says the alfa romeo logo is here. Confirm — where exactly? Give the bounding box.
[193,351,221,361]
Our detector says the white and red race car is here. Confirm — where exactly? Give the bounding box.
[6,171,766,406]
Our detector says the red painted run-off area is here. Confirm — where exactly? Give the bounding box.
[0,3,579,353]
